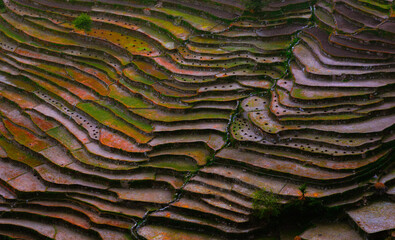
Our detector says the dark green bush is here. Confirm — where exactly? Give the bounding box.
[73,13,92,32]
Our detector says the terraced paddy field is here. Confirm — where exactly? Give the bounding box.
[0,0,394,239]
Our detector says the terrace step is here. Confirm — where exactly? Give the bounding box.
[276,88,382,109]
[77,102,152,144]
[183,181,253,209]
[153,121,228,132]
[216,148,353,182]
[30,200,133,229]
[152,7,227,33]
[347,201,395,238]
[93,7,192,41]
[138,224,224,240]
[148,146,212,166]
[293,44,394,76]
[149,209,255,234]
[290,62,395,88]
[303,27,390,60]
[149,132,225,151]
[300,34,395,68]
[300,222,363,240]
[71,195,146,219]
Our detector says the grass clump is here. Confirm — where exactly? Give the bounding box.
[73,13,92,32]
[252,188,281,220]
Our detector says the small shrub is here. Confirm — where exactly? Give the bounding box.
[73,13,92,32]
[298,183,307,200]
[252,188,281,219]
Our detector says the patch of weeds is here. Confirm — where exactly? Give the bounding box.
[252,188,282,220]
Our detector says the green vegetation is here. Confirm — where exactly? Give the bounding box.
[0,0,5,12]
[253,186,341,227]
[73,13,92,32]
[139,0,157,4]
[298,183,307,200]
[246,0,270,12]
[252,189,281,219]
